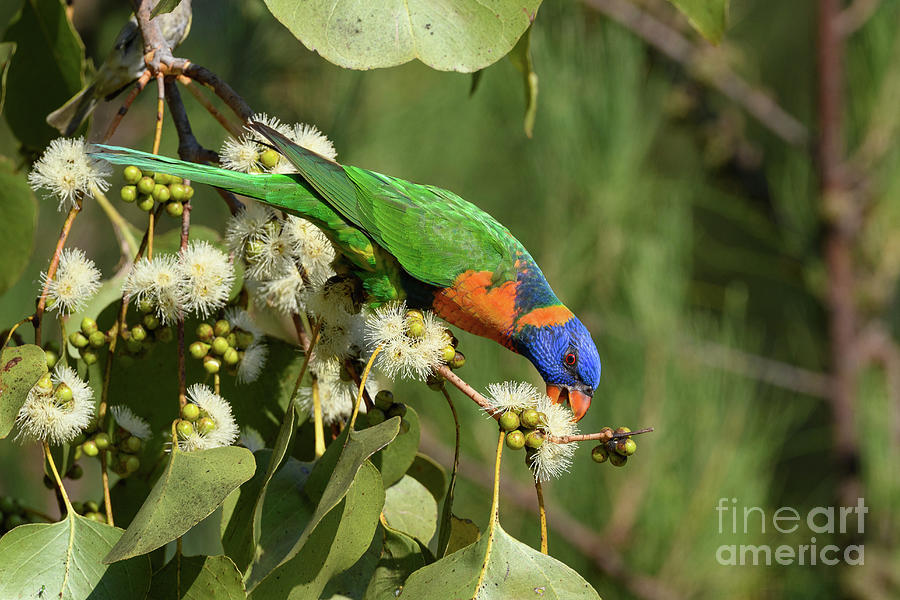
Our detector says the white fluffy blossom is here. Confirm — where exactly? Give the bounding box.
[179,384,239,451]
[41,247,101,315]
[220,135,262,173]
[243,224,294,281]
[123,255,184,324]
[365,302,451,381]
[487,381,544,413]
[28,137,111,210]
[179,241,235,319]
[282,216,336,282]
[224,307,268,384]
[16,365,94,445]
[110,405,151,440]
[529,395,579,482]
[225,203,275,259]
[253,266,306,314]
[290,123,337,161]
[239,426,265,452]
[296,357,379,425]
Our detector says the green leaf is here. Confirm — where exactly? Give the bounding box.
[667,0,728,44]
[247,418,399,589]
[262,0,543,73]
[0,343,47,439]
[0,512,151,600]
[0,42,15,115]
[362,524,426,600]
[2,0,85,151]
[383,475,437,545]
[220,450,271,572]
[150,0,183,17]
[0,158,37,297]
[370,405,420,487]
[444,514,480,556]
[401,521,601,600]
[248,461,385,599]
[508,24,539,138]
[406,453,447,504]
[148,554,245,600]
[104,446,255,563]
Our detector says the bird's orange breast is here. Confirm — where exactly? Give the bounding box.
[432,270,519,349]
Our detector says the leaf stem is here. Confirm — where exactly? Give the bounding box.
[348,346,381,433]
[100,452,115,525]
[43,441,73,514]
[2,316,33,351]
[474,430,505,595]
[535,479,548,554]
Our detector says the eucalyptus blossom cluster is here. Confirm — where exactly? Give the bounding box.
[220,112,337,174]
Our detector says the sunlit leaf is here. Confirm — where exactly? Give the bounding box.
[0,343,47,439]
[668,0,728,44]
[383,475,437,545]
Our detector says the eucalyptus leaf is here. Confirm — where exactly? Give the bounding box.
[383,475,437,545]
[220,450,271,572]
[401,521,601,600]
[363,524,426,600]
[248,461,385,598]
[0,158,37,297]
[262,0,542,72]
[151,0,184,17]
[508,24,539,138]
[148,554,245,600]
[0,512,151,600]
[370,404,419,487]
[0,343,48,439]
[444,514,480,556]
[2,0,85,151]
[0,42,15,116]
[104,446,255,563]
[406,453,447,503]
[667,0,728,44]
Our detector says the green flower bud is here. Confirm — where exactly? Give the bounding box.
[137,299,154,314]
[406,309,424,321]
[520,408,541,430]
[89,330,107,348]
[81,350,98,365]
[441,344,456,363]
[406,319,426,338]
[615,426,632,437]
[152,184,170,203]
[129,324,148,343]
[86,512,106,523]
[153,172,172,185]
[214,319,231,337]
[498,411,520,432]
[123,166,142,184]
[608,452,627,467]
[246,239,265,260]
[82,440,99,457]
[44,349,59,369]
[367,408,386,426]
[120,185,137,203]
[156,326,174,343]
[234,331,254,350]
[169,183,187,201]
[81,317,98,335]
[211,336,229,355]
[223,347,239,365]
[450,351,466,369]
[71,501,84,514]
[505,430,526,450]
[73,444,82,461]
[387,403,407,419]
[54,383,73,403]
[618,438,637,456]
[591,444,609,463]
[181,403,200,422]
[524,430,544,449]
[94,433,110,451]
[165,201,183,218]
[67,464,83,480]
[374,390,394,411]
[184,185,194,199]
[84,500,100,514]
[196,322,214,341]
[35,372,53,393]
[123,436,142,453]
[137,176,155,195]
[176,420,194,439]
[197,417,215,436]
[259,149,280,169]
[203,356,221,374]
[69,331,89,348]
[125,338,143,354]
[137,195,155,212]
[189,341,210,360]
[125,455,141,474]
[142,314,159,331]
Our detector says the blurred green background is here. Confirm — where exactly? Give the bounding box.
[2,0,899,598]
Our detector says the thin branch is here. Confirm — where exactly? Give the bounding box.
[581,0,809,147]
[34,201,82,344]
[435,365,497,417]
[182,64,254,121]
[176,74,244,138]
[103,70,152,142]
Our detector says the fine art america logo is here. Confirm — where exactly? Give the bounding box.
[715,497,866,566]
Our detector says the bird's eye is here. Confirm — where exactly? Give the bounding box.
[565,352,577,366]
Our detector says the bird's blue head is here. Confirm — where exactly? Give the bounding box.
[514,308,601,421]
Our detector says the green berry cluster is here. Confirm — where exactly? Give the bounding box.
[42,342,60,369]
[500,407,547,451]
[590,427,637,467]
[189,318,253,375]
[71,500,106,524]
[366,390,411,434]
[0,496,36,533]
[176,401,215,441]
[32,371,75,410]
[74,425,143,477]
[120,165,194,216]
[67,317,110,366]
[120,305,173,363]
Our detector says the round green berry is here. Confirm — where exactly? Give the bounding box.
[55,383,73,403]
[211,336,229,355]
[259,149,280,169]
[520,408,541,429]
[86,512,106,523]
[137,194,155,212]
[84,500,100,514]
[387,403,407,419]
[619,438,637,456]
[125,338,143,354]
[203,356,221,374]
[181,403,200,421]
[35,372,53,393]
[123,166,142,184]
[142,314,160,331]
[374,390,394,411]
[120,185,137,202]
[234,331,254,350]
[498,411,520,431]
[367,408,386,426]
[89,330,107,348]
[125,456,141,474]
[69,331,89,348]
[82,440,99,457]
[196,323,214,342]
[189,341,210,360]
[524,430,544,449]
[123,436,142,453]
[165,201,183,218]
[152,184,170,203]
[406,309,424,321]
[153,172,172,185]
[214,319,231,337]
[81,317,98,335]
[223,347,239,365]
[137,176,155,195]
[81,350,98,365]
[184,185,194,199]
[441,344,456,363]
[44,349,59,369]
[450,351,466,369]
[615,426,632,436]
[176,420,194,438]
[156,326,173,343]
[169,183,186,201]
[406,318,425,338]
[608,452,627,467]
[67,464,84,480]
[197,417,215,436]
[591,444,609,463]
[505,430,526,450]
[94,433,110,450]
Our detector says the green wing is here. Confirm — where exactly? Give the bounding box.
[250,123,518,288]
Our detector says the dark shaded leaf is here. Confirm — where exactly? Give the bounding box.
[508,24,539,137]
[444,514,480,556]
[363,524,426,600]
[0,157,37,297]
[0,42,15,114]
[150,0,183,17]
[148,554,245,600]
[370,405,419,487]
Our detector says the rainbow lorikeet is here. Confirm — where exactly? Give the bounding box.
[95,123,601,420]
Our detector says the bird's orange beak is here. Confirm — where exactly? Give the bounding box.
[546,385,591,422]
